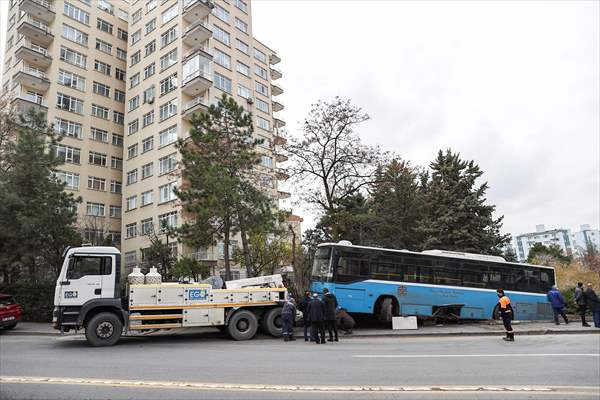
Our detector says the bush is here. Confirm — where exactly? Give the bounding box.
[0,281,56,322]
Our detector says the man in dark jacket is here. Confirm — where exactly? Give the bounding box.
[281,297,296,342]
[336,308,355,335]
[574,282,591,327]
[297,291,312,341]
[547,285,568,325]
[584,283,600,328]
[322,288,339,342]
[306,293,326,344]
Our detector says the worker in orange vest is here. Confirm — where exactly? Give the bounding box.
[497,289,514,342]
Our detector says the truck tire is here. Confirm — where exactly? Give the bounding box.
[262,307,283,337]
[378,297,394,323]
[85,312,122,347]
[227,310,258,341]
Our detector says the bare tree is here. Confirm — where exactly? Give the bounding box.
[284,97,382,240]
[78,215,115,246]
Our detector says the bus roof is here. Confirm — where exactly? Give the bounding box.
[317,242,554,270]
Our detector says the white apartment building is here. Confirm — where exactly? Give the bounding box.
[513,224,599,262]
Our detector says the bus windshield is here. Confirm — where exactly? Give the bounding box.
[312,247,332,281]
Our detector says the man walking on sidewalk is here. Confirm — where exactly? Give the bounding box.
[282,297,296,342]
[574,282,591,327]
[323,288,339,342]
[584,283,600,328]
[547,285,569,325]
[497,289,514,341]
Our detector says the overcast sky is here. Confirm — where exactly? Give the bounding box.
[1,1,598,238]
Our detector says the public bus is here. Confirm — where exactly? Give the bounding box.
[309,242,555,322]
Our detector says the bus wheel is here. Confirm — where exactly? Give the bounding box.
[227,310,258,341]
[378,298,394,323]
[262,307,283,337]
[492,305,501,320]
[85,312,122,347]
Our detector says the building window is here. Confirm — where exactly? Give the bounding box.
[235,18,248,33]
[95,39,112,54]
[159,182,177,203]
[112,133,124,147]
[96,18,113,33]
[141,191,153,207]
[237,84,252,99]
[62,24,89,46]
[255,81,268,97]
[143,63,155,79]
[55,144,81,164]
[116,68,126,81]
[60,46,87,68]
[92,81,110,97]
[126,169,138,185]
[213,49,231,69]
[159,125,177,147]
[90,127,108,142]
[126,223,137,239]
[159,74,177,96]
[158,211,178,232]
[254,48,267,64]
[110,180,122,193]
[142,136,154,153]
[117,28,128,41]
[91,104,109,120]
[94,60,111,75]
[212,25,230,46]
[130,73,140,88]
[88,151,107,166]
[141,162,153,179]
[132,8,142,24]
[115,48,127,61]
[142,111,155,127]
[234,0,247,13]
[131,29,141,45]
[128,95,140,111]
[127,143,139,159]
[114,89,126,103]
[213,72,231,94]
[87,176,106,191]
[126,196,137,211]
[159,153,177,175]
[145,40,156,57]
[54,118,82,139]
[143,86,155,104]
[159,99,178,121]
[140,218,153,234]
[146,0,158,12]
[109,205,121,218]
[146,18,156,34]
[160,26,178,48]
[86,202,105,216]
[111,155,123,170]
[118,8,128,21]
[113,111,124,125]
[53,170,80,190]
[256,98,269,114]
[131,50,141,66]
[161,4,178,24]
[56,93,84,114]
[257,116,270,131]
[236,39,249,54]
[237,62,249,76]
[128,119,139,135]
[160,48,177,70]
[213,4,229,22]
[64,2,90,25]
[261,155,273,168]
[98,0,114,15]
[255,64,267,80]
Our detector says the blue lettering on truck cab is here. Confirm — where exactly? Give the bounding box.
[64,291,78,299]
[188,288,209,300]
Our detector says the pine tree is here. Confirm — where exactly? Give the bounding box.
[417,149,510,255]
[176,94,270,280]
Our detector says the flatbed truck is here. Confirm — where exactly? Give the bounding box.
[53,246,286,346]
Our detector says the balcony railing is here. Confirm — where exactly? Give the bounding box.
[184,44,211,60]
[21,15,51,33]
[183,96,208,112]
[184,0,214,10]
[15,62,48,80]
[183,67,212,86]
[22,0,54,11]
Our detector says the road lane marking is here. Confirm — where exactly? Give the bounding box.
[5,376,597,393]
[353,353,600,358]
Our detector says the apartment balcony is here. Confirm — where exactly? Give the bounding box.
[182,66,212,96]
[277,191,291,200]
[270,53,281,65]
[272,101,284,112]
[183,20,212,47]
[271,84,283,96]
[274,153,288,163]
[183,44,212,61]
[17,16,53,46]
[181,96,209,121]
[273,134,287,146]
[275,168,289,181]
[11,90,48,115]
[183,0,214,23]
[12,63,50,92]
[270,68,282,80]
[19,0,55,23]
[273,118,286,129]
[14,39,52,68]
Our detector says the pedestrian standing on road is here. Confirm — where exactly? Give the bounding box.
[497,289,514,342]
[584,283,600,328]
[574,282,591,327]
[336,308,355,335]
[323,288,339,342]
[547,285,569,325]
[298,291,312,341]
[307,293,326,344]
[282,297,296,342]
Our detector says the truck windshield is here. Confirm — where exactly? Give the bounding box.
[312,247,332,281]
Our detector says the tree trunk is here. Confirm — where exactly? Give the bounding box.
[289,225,296,271]
[239,224,253,278]
[223,217,232,281]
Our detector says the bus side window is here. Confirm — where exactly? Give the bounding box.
[462,264,486,288]
[525,268,541,293]
[404,265,417,282]
[418,267,434,284]
[434,267,460,286]
[540,270,552,292]
[487,267,502,289]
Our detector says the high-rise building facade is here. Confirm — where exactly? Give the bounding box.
[2,0,288,278]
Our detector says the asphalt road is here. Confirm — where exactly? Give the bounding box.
[1,332,599,400]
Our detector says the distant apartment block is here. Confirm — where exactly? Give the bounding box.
[513,224,599,262]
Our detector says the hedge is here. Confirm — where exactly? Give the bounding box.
[0,281,56,322]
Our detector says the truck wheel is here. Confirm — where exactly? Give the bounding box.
[378,298,394,323]
[227,310,258,341]
[85,312,122,347]
[262,307,283,337]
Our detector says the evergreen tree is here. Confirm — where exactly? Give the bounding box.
[527,242,571,265]
[417,149,509,255]
[175,94,269,280]
[0,109,81,283]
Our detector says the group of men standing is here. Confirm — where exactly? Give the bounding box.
[297,288,339,343]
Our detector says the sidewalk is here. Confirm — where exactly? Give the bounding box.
[2,320,598,338]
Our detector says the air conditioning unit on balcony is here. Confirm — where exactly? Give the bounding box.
[246,97,254,104]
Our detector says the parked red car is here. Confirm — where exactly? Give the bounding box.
[0,294,22,330]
